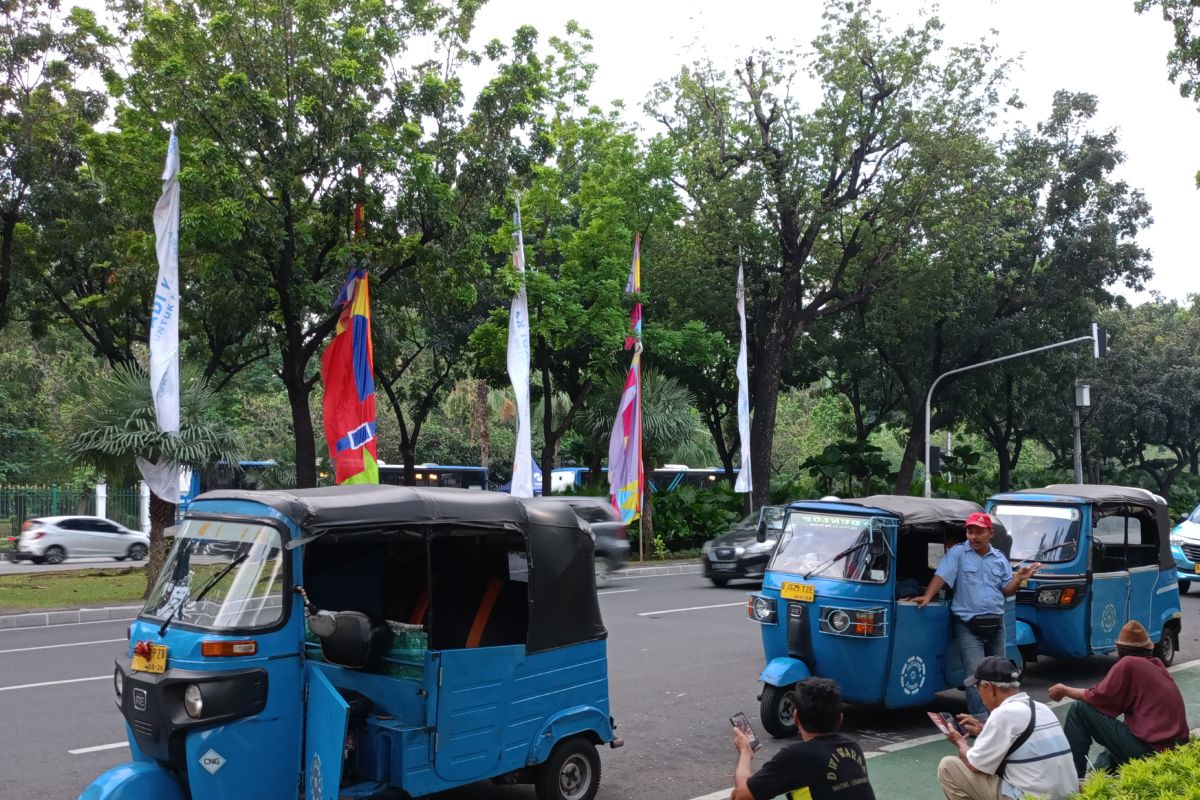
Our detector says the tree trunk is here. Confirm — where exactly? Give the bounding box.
[749,343,785,508]
[284,362,318,487]
[996,445,1013,493]
[400,443,417,486]
[476,379,490,468]
[0,212,16,334]
[144,493,177,598]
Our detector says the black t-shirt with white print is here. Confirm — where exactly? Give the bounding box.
[746,733,876,800]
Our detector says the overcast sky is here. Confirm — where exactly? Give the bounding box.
[465,0,1199,304]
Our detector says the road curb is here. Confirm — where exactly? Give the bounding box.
[0,605,140,631]
[619,563,703,577]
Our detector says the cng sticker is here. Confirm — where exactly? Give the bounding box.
[310,753,323,800]
[200,749,226,775]
[1101,604,1117,633]
[901,655,927,695]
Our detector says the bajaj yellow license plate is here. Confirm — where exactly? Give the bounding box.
[780,582,815,602]
[132,644,168,674]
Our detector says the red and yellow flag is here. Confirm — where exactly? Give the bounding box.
[320,266,378,484]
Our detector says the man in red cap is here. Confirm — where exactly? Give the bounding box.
[918,511,1040,718]
[1049,620,1190,777]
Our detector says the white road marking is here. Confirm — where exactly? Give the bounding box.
[597,589,639,596]
[1168,657,1200,673]
[0,616,136,633]
[0,675,109,692]
[0,638,124,655]
[878,732,944,751]
[637,601,745,617]
[609,570,704,581]
[69,742,130,755]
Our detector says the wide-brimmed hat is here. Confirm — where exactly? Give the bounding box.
[1116,620,1153,650]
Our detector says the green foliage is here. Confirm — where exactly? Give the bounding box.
[801,441,894,497]
[1072,739,1200,799]
[646,484,743,551]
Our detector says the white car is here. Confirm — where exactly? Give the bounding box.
[14,516,149,564]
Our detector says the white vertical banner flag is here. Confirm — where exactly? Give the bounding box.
[139,127,182,504]
[734,257,753,494]
[506,198,535,497]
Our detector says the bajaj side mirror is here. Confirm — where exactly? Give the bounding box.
[868,533,885,557]
[756,520,767,544]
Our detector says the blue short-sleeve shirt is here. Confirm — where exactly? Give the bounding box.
[935,542,1013,620]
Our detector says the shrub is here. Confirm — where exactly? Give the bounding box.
[1071,739,1200,799]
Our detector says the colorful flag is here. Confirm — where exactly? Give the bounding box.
[608,235,644,523]
[320,266,379,484]
[138,127,182,504]
[507,199,535,497]
[734,256,753,494]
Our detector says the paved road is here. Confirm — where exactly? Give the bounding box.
[2,573,1197,800]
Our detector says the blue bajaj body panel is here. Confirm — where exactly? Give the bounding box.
[79,762,186,800]
[304,665,349,800]
[419,640,611,793]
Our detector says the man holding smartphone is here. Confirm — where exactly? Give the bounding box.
[731,678,875,800]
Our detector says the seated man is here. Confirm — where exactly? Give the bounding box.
[938,657,1077,800]
[732,678,875,800]
[1048,620,1190,777]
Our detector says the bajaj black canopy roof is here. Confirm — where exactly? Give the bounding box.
[791,495,1011,555]
[189,485,605,652]
[991,483,1172,571]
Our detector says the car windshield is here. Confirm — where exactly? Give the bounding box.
[993,504,1081,563]
[1189,505,1200,524]
[142,519,287,630]
[769,511,887,582]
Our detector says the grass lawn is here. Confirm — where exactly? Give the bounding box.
[0,568,146,612]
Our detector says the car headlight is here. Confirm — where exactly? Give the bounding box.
[113,668,123,700]
[747,595,778,624]
[748,539,778,553]
[184,684,204,719]
[734,545,746,556]
[1171,534,1184,547]
[701,540,713,554]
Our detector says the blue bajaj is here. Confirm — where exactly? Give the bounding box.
[986,484,1182,666]
[749,497,1020,737]
[81,485,619,800]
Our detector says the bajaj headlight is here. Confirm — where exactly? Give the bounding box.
[184,684,204,719]
[748,595,778,624]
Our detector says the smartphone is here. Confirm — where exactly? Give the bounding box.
[927,711,962,735]
[940,712,965,735]
[730,712,762,751]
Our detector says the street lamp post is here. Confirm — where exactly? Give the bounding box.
[1073,382,1091,484]
[923,325,1107,498]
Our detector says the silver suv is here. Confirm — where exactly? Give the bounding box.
[14,516,150,564]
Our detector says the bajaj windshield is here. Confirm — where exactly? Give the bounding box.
[993,504,1081,563]
[143,520,286,630]
[769,512,888,583]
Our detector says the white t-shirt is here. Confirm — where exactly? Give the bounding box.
[966,693,1077,800]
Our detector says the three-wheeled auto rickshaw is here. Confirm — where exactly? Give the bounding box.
[986,484,1182,665]
[81,485,620,800]
[748,496,1021,737]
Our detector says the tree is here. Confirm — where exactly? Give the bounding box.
[1,0,109,333]
[109,0,576,487]
[64,364,242,594]
[1137,1,1200,184]
[471,107,676,481]
[650,1,1010,506]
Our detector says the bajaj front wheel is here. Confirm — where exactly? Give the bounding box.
[759,684,798,739]
[536,737,600,800]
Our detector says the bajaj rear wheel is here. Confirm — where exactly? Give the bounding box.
[1155,628,1177,666]
[535,737,600,800]
[759,684,798,739]
[1180,581,1192,595]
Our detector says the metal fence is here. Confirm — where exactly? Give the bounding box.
[0,484,142,538]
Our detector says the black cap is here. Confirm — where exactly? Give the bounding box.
[963,656,1020,688]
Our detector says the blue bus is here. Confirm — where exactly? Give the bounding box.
[547,465,738,493]
[377,463,489,491]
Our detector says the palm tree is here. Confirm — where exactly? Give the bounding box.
[579,368,710,557]
[65,364,243,595]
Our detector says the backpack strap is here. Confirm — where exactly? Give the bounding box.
[996,697,1037,780]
